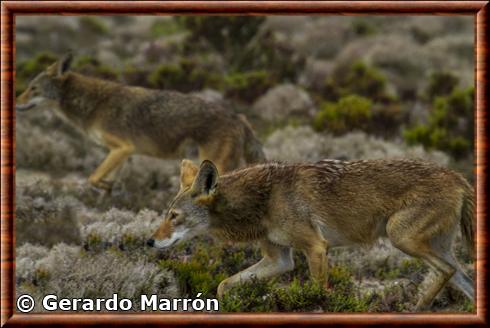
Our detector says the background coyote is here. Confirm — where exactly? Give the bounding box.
[16,53,265,191]
[16,16,475,313]
[149,158,475,311]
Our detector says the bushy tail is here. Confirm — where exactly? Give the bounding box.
[461,182,475,259]
[238,114,266,163]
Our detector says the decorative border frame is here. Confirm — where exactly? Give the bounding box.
[1,1,488,326]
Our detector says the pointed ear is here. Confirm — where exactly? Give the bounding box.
[180,159,199,190]
[47,52,73,76]
[192,160,219,203]
[57,52,73,76]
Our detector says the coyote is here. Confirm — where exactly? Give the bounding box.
[16,53,265,190]
[148,158,475,311]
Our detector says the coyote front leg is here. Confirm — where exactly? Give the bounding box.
[89,133,134,191]
[217,240,294,298]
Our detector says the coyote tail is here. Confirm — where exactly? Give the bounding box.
[461,181,475,259]
[238,114,266,164]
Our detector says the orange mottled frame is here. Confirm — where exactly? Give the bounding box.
[1,1,488,326]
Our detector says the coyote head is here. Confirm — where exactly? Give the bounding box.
[147,159,218,249]
[16,53,73,111]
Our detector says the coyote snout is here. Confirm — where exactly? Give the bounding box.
[16,54,72,112]
[147,159,213,249]
[149,158,475,310]
[17,53,265,191]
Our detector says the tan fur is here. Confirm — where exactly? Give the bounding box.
[16,54,265,191]
[150,158,475,310]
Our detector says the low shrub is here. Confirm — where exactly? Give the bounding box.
[323,61,391,102]
[221,70,274,102]
[404,87,474,158]
[425,71,460,100]
[148,59,221,93]
[314,95,372,135]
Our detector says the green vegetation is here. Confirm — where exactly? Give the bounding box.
[425,71,460,100]
[159,240,373,312]
[221,70,273,102]
[221,268,371,312]
[148,63,272,101]
[150,19,183,38]
[314,95,373,135]
[72,56,119,81]
[159,241,260,298]
[316,61,405,137]
[404,86,474,158]
[176,16,304,82]
[176,16,265,55]
[148,59,221,93]
[324,61,391,102]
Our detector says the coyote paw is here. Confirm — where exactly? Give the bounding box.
[88,176,113,192]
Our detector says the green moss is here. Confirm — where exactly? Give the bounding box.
[314,95,373,134]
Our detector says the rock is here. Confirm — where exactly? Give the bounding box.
[252,84,317,123]
[298,58,334,92]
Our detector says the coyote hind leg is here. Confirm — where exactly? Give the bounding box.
[387,205,459,311]
[415,252,456,311]
[89,133,134,191]
[447,256,475,300]
[217,240,294,298]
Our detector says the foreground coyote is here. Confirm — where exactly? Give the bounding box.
[16,53,265,190]
[148,158,475,310]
